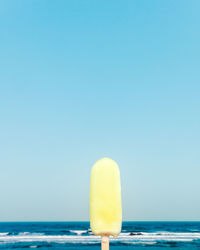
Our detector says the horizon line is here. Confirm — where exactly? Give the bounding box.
[0,220,200,223]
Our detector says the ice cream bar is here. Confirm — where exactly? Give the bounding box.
[90,158,122,249]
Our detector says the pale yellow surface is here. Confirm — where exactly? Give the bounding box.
[90,158,122,237]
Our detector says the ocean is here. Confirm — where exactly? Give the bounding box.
[0,222,200,250]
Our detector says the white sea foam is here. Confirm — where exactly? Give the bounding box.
[119,233,130,236]
[0,233,9,236]
[69,230,88,235]
[18,232,44,236]
[18,232,30,236]
[0,232,199,244]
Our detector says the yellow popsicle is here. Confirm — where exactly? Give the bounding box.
[90,158,122,238]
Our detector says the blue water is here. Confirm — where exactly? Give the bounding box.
[0,222,200,249]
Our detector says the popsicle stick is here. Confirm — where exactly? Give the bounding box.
[101,236,109,250]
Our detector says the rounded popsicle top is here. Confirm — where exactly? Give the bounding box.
[92,157,119,172]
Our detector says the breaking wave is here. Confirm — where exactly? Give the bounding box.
[0,232,200,245]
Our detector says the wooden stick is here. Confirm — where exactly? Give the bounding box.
[101,236,109,250]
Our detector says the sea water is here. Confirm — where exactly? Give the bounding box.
[0,221,200,249]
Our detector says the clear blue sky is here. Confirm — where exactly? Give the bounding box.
[0,0,200,221]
